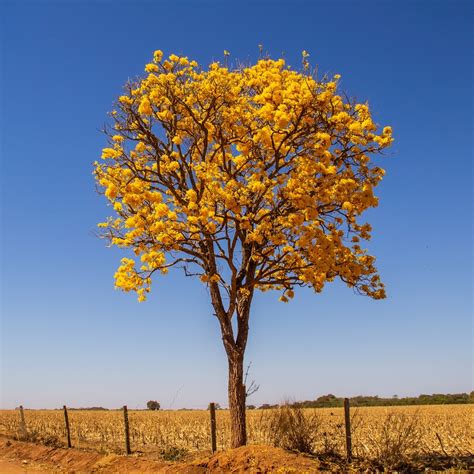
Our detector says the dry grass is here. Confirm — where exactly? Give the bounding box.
[258,402,322,453]
[0,405,471,464]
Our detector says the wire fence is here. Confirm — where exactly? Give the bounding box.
[1,403,471,464]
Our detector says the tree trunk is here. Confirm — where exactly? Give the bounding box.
[207,260,254,449]
[228,351,246,448]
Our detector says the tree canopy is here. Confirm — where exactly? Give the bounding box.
[146,400,161,410]
[95,50,392,306]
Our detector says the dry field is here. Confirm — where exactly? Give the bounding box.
[0,405,471,463]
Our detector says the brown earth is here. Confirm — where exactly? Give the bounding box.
[1,436,472,473]
[0,458,38,473]
[0,437,323,473]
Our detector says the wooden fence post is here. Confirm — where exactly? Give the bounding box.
[63,405,72,448]
[209,402,217,453]
[123,405,131,455]
[19,405,27,437]
[344,398,352,461]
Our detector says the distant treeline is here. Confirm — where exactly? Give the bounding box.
[68,407,111,411]
[30,392,472,411]
[253,392,474,409]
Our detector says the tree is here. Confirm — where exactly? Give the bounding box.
[94,49,393,448]
[147,400,160,410]
[208,402,221,410]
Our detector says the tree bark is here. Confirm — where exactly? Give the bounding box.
[227,351,246,448]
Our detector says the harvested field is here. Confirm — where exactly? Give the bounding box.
[0,405,471,470]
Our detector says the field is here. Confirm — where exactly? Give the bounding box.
[0,404,472,466]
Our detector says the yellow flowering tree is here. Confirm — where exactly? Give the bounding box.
[94,50,393,448]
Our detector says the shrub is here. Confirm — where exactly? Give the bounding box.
[260,401,321,454]
[160,446,188,461]
[367,410,423,469]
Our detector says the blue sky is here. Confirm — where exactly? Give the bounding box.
[1,0,472,409]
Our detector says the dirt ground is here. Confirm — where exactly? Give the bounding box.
[1,436,472,473]
[0,436,323,473]
[0,459,36,473]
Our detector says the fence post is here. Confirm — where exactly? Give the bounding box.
[63,405,72,448]
[19,405,27,438]
[123,405,131,455]
[209,402,217,453]
[344,397,352,461]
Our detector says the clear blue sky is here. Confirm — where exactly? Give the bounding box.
[1,0,472,409]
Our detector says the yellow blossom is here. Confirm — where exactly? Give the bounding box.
[138,97,152,115]
[96,49,391,306]
[153,50,163,62]
[145,63,159,73]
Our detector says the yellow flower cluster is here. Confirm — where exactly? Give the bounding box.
[95,50,393,302]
